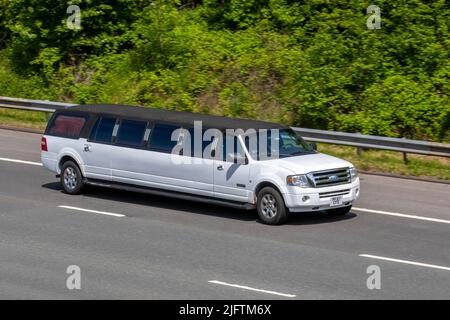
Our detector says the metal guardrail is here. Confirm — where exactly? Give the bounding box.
[1,96,450,158]
[0,96,76,112]
[292,127,450,158]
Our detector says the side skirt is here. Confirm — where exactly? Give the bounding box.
[84,178,256,210]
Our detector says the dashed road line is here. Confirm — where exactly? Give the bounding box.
[353,207,450,225]
[208,280,296,298]
[0,157,42,166]
[58,205,125,218]
[359,254,450,271]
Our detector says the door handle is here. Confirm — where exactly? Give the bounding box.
[83,144,92,152]
[217,165,224,171]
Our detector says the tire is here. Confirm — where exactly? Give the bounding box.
[326,205,352,216]
[60,160,84,195]
[256,186,289,225]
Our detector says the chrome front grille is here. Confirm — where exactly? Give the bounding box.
[308,167,351,188]
[319,189,350,198]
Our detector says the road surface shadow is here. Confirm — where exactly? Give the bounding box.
[287,211,357,225]
[42,182,256,222]
[42,182,357,225]
[42,181,62,191]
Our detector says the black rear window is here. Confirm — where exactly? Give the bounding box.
[48,113,88,139]
[90,117,116,143]
[116,119,147,147]
[148,123,180,152]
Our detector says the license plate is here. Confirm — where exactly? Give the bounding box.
[330,196,343,207]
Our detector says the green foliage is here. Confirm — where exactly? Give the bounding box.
[3,0,145,75]
[339,75,448,140]
[0,0,449,142]
[0,51,55,98]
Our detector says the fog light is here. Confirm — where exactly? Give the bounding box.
[302,196,310,202]
[356,188,359,196]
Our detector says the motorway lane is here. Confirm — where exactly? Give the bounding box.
[0,128,449,299]
[0,128,41,162]
[1,128,448,220]
[356,174,450,221]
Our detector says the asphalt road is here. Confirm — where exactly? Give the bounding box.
[0,128,449,299]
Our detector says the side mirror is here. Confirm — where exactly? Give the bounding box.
[310,142,317,151]
[228,153,248,165]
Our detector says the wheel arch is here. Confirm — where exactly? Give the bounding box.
[57,151,85,176]
[252,176,290,204]
[254,181,282,196]
[254,180,290,225]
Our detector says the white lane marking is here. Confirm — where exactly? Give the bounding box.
[58,205,125,218]
[360,254,450,271]
[353,207,450,225]
[0,157,42,166]
[208,280,296,298]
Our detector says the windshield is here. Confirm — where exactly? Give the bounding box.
[244,128,315,160]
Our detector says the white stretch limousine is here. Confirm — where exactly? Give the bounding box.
[41,104,360,225]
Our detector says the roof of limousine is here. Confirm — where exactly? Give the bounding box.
[66,104,287,130]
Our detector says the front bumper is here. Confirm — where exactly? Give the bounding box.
[283,178,360,212]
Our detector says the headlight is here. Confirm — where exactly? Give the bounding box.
[349,167,358,182]
[287,174,310,188]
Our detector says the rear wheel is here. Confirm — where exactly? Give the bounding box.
[326,205,352,216]
[256,187,289,225]
[61,160,84,195]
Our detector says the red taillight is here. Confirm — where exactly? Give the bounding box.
[41,137,48,152]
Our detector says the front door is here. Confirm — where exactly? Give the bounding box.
[213,135,251,202]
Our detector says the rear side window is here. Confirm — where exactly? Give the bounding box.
[90,117,116,143]
[48,113,88,139]
[116,119,147,147]
[148,123,180,152]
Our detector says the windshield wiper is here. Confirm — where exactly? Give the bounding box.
[286,150,315,156]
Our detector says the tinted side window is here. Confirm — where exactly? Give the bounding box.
[90,117,116,143]
[185,128,214,158]
[148,123,180,152]
[244,132,272,161]
[116,119,147,147]
[48,113,87,139]
[222,135,244,161]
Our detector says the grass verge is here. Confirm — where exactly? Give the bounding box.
[318,144,450,181]
[0,108,48,130]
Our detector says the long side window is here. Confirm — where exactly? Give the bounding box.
[222,135,242,162]
[183,128,215,158]
[116,119,147,147]
[47,113,88,139]
[89,117,116,143]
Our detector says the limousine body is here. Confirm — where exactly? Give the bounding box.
[41,104,360,225]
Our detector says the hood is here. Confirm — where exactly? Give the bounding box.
[263,152,353,174]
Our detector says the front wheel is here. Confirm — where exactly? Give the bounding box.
[256,187,289,225]
[326,205,352,216]
[61,160,84,195]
